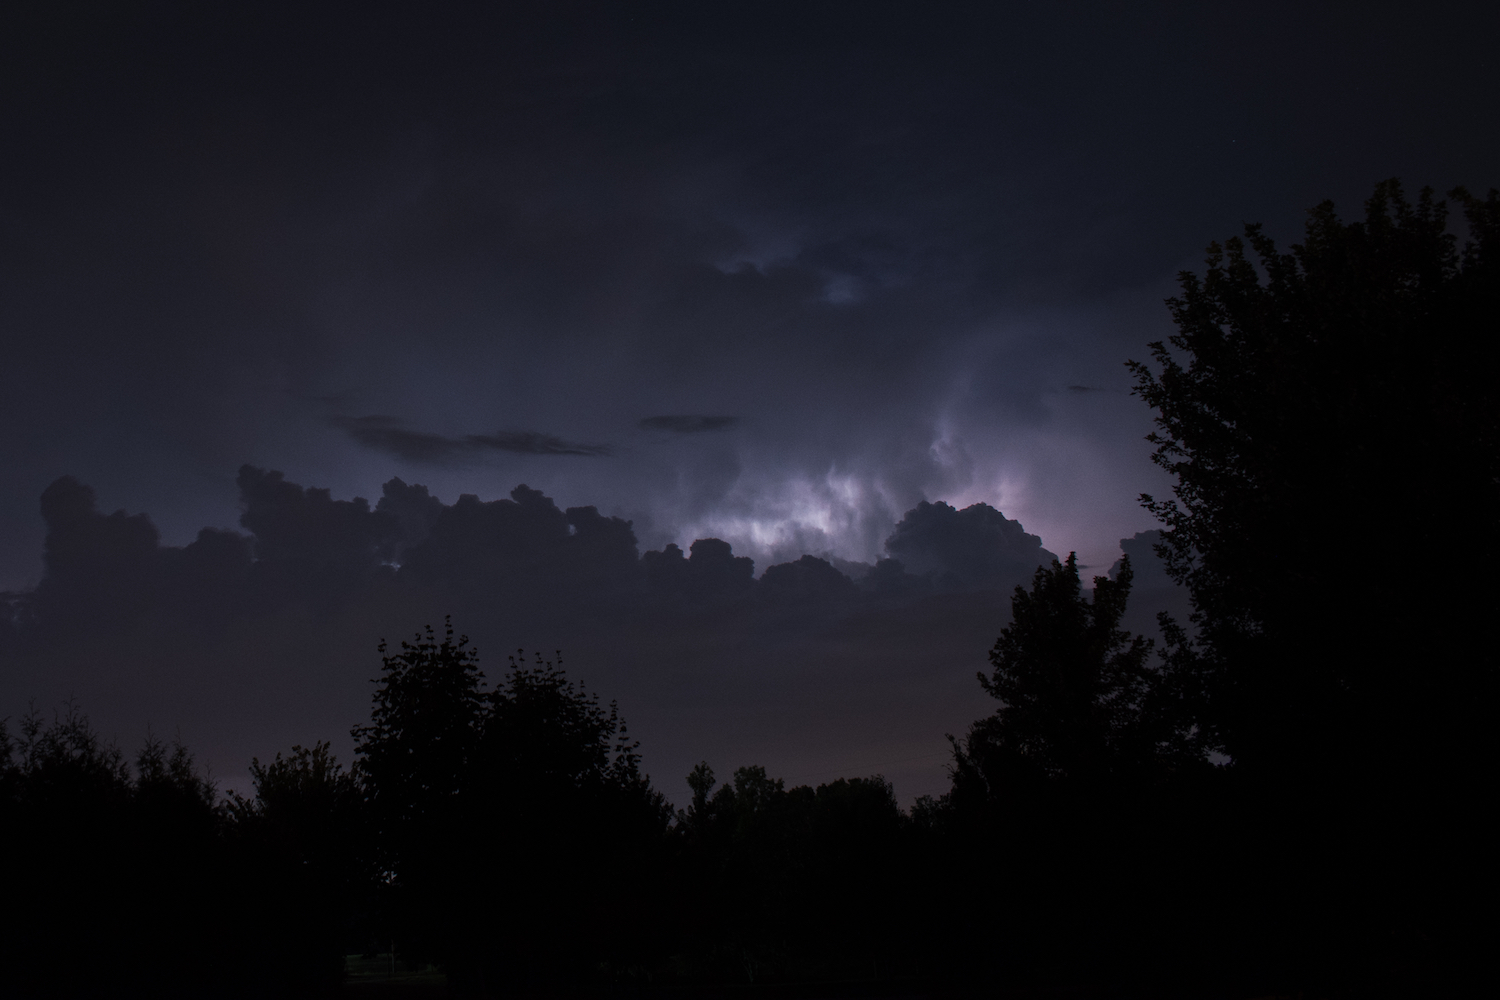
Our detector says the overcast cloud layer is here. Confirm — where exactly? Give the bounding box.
[2,1,1495,800]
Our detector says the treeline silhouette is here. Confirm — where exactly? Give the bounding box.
[0,704,346,996]
[2,180,1494,998]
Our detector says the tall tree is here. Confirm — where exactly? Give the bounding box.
[1126,181,1500,988]
[225,741,370,985]
[951,553,1175,801]
[1127,180,1500,776]
[352,619,486,872]
[351,620,487,974]
[469,651,673,983]
[351,623,673,985]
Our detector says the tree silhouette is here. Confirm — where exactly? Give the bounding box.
[237,740,363,866]
[350,621,672,987]
[225,741,370,987]
[928,555,1243,992]
[1127,180,1500,777]
[353,618,485,867]
[673,762,910,985]
[950,553,1187,800]
[468,649,673,984]
[1125,180,1500,993]
[0,704,226,996]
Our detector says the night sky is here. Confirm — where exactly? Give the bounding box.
[3,1,1495,803]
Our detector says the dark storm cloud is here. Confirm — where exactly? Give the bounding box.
[1110,529,1176,591]
[758,555,859,606]
[640,416,738,434]
[30,476,168,636]
[642,538,754,600]
[883,500,1059,592]
[0,470,1096,804]
[335,416,612,462]
[1108,529,1194,643]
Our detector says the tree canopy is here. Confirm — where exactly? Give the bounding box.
[948,552,1208,812]
[959,554,1154,785]
[1124,180,1500,990]
[1127,180,1500,775]
[350,621,672,985]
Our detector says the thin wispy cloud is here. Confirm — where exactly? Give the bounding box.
[335,416,612,462]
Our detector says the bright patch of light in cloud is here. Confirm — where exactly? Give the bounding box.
[668,468,901,572]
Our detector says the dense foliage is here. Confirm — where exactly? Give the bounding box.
[953,553,1185,791]
[1125,181,1498,988]
[351,622,674,986]
[1127,181,1500,778]
[0,706,245,995]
